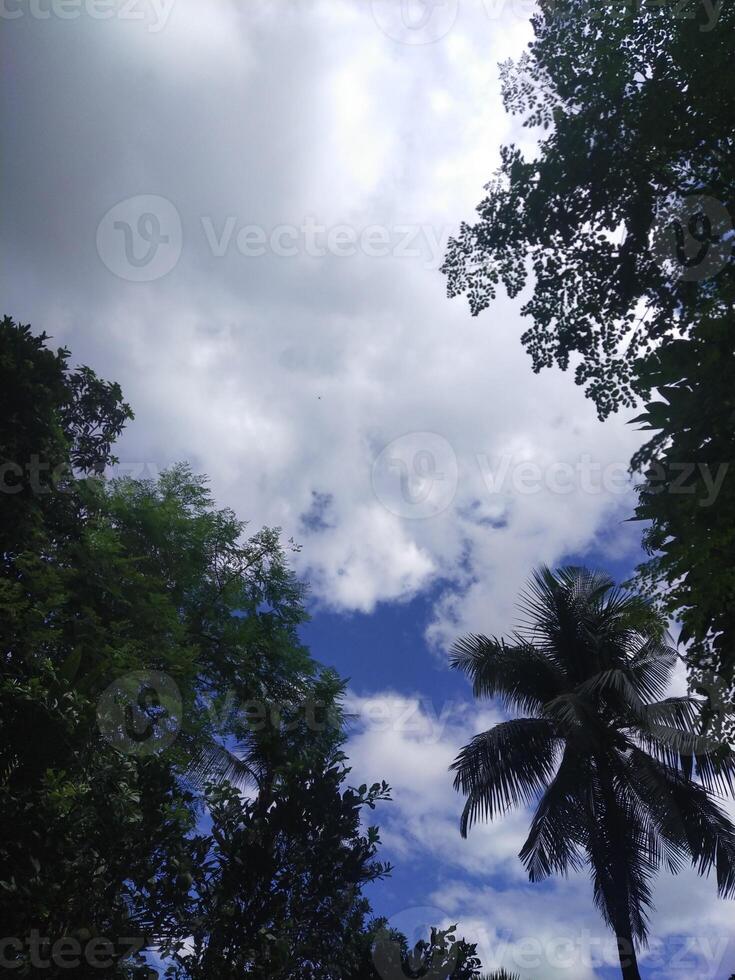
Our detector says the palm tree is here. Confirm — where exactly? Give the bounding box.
[450,566,735,980]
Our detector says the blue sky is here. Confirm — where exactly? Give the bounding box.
[3,1,734,975]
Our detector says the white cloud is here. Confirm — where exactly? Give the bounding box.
[1,0,646,649]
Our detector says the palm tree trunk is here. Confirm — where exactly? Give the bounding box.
[615,918,642,980]
[595,761,643,980]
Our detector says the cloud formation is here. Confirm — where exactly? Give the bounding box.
[1,0,646,651]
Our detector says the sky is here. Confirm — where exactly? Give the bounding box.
[2,1,734,976]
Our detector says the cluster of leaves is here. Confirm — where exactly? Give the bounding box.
[441,3,734,720]
[630,311,735,732]
[0,318,191,973]
[442,0,734,416]
[162,664,393,979]
[0,317,486,977]
[368,923,485,980]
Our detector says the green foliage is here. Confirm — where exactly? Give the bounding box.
[398,926,483,980]
[452,567,735,980]
[0,318,489,977]
[352,919,485,980]
[164,726,393,978]
[0,315,132,558]
[162,669,485,978]
[441,2,735,729]
[0,318,173,975]
[0,321,330,973]
[442,2,734,418]
[630,313,735,732]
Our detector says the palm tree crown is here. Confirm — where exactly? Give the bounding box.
[451,566,735,980]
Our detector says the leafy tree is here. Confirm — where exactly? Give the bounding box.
[0,319,411,977]
[441,1,735,723]
[630,316,735,733]
[1,457,317,968]
[451,566,735,980]
[0,318,179,976]
[164,671,486,979]
[369,922,484,980]
[164,680,392,979]
[0,315,132,556]
[442,1,734,417]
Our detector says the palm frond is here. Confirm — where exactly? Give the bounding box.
[638,696,702,730]
[574,668,645,715]
[517,566,619,681]
[451,718,561,836]
[520,566,613,622]
[450,633,564,714]
[519,745,589,881]
[626,749,735,899]
[184,738,264,792]
[634,699,735,794]
[541,691,600,736]
[628,637,678,700]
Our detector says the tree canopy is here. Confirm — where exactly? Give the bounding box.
[441,1,735,726]
[442,0,734,417]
